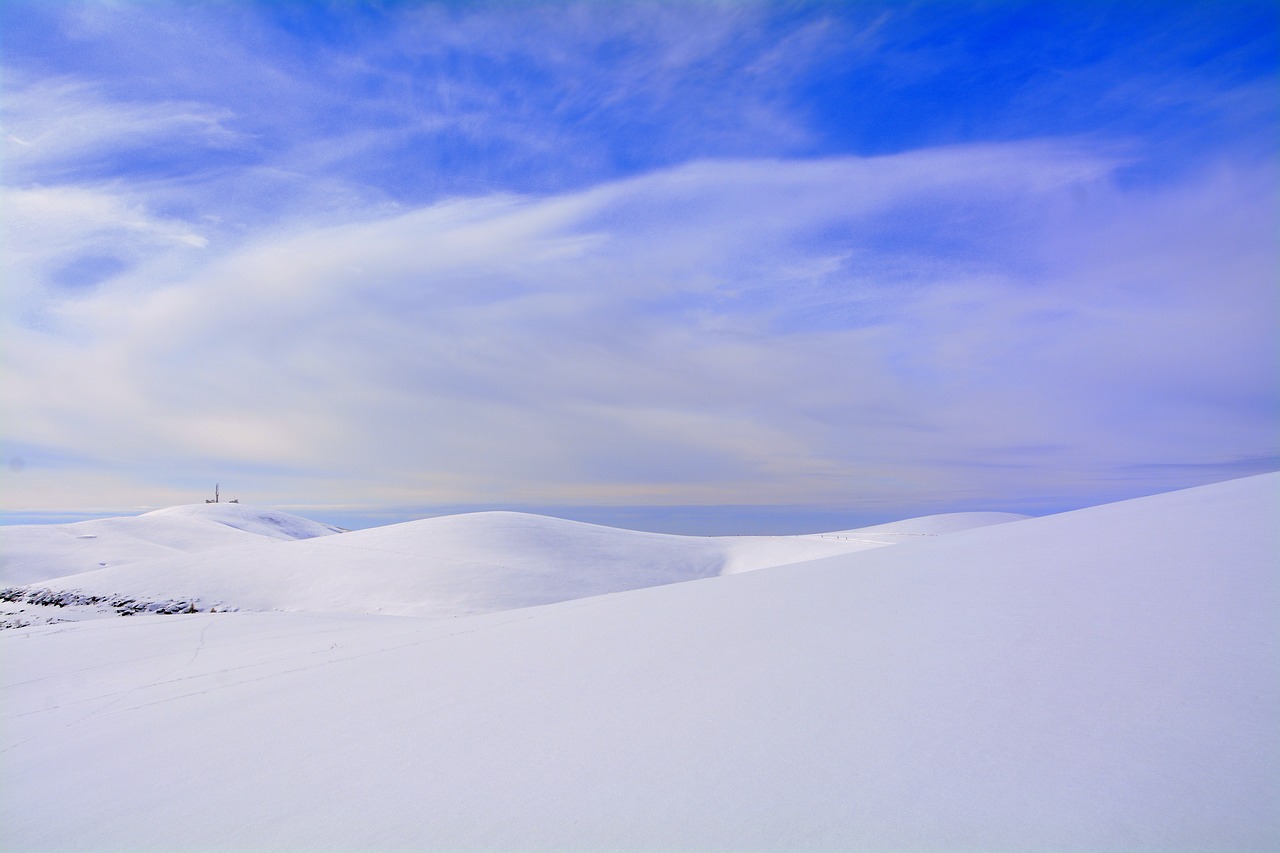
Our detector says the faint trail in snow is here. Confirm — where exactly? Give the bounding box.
[1,620,438,723]
[0,616,358,689]
[174,618,214,673]
[0,734,40,755]
[4,593,633,738]
[8,607,559,727]
[72,616,217,725]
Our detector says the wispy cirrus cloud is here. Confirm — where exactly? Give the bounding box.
[1,74,245,183]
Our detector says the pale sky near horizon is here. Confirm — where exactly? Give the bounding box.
[1,1,1276,533]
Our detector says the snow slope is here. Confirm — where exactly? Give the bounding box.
[0,503,342,586]
[1,473,1275,852]
[10,510,1024,617]
[819,509,1032,538]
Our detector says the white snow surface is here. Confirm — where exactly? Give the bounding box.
[1,474,1276,852]
[0,502,341,586]
[8,509,1025,617]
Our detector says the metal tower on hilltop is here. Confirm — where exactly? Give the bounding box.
[205,484,237,504]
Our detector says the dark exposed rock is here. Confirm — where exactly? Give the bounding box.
[0,586,204,616]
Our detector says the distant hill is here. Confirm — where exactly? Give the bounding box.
[2,507,1024,618]
[0,503,342,586]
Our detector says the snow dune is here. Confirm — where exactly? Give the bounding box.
[0,472,1274,852]
[0,502,341,586]
[8,508,1025,618]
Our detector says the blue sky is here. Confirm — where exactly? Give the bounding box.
[1,1,1276,532]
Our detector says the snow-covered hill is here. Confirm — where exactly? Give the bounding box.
[1,473,1274,852]
[0,503,342,586]
[5,509,1024,618]
[138,502,345,541]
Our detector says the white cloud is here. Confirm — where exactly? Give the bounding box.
[3,140,1274,514]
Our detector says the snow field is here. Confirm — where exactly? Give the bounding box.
[0,473,1276,851]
